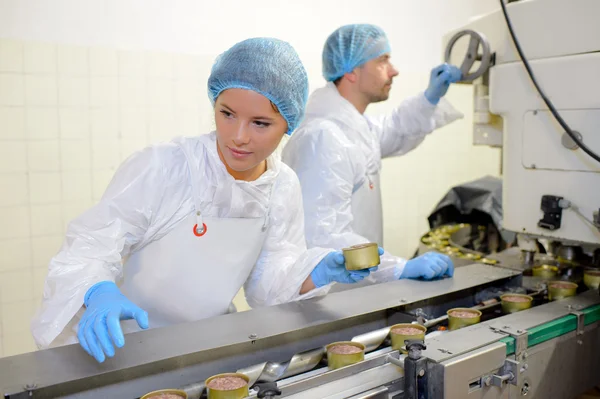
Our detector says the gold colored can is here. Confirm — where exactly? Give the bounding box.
[481,258,498,265]
[500,294,533,314]
[548,281,578,301]
[447,308,482,330]
[389,324,426,353]
[326,341,365,370]
[463,253,482,260]
[583,269,600,290]
[205,373,250,399]
[343,243,380,271]
[532,265,559,279]
[433,242,449,250]
[141,389,188,399]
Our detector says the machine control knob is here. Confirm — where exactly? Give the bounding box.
[444,29,493,82]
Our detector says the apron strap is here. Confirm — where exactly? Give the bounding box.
[178,141,276,235]
[179,143,206,235]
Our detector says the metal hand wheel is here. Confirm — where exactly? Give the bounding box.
[444,29,493,82]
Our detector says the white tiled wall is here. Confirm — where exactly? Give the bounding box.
[0,38,214,357]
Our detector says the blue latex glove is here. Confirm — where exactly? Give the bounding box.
[424,63,462,105]
[311,248,383,288]
[78,281,149,363]
[400,252,454,280]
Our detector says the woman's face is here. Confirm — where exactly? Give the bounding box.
[215,89,288,181]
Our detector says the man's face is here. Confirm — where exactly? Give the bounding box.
[356,53,399,104]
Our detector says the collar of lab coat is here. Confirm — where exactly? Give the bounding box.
[303,82,371,134]
[179,131,281,188]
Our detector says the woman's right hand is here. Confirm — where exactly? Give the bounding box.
[78,281,149,363]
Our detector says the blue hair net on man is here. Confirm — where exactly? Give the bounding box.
[208,38,309,135]
[322,24,391,82]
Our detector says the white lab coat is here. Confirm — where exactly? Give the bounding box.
[282,83,463,283]
[31,132,332,349]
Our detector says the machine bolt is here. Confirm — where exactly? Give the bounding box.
[561,131,583,151]
[249,333,258,340]
[24,383,37,392]
[520,364,528,373]
[484,376,492,387]
[522,352,528,360]
[577,339,583,345]
[521,382,530,396]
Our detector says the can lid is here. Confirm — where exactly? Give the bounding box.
[343,242,377,251]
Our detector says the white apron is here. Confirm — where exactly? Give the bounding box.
[119,144,273,332]
[351,171,383,246]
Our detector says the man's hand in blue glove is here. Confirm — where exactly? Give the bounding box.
[78,281,149,363]
[424,63,462,105]
[311,247,383,288]
[400,252,454,280]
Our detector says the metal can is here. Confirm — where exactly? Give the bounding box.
[583,269,600,290]
[389,323,426,353]
[141,389,188,399]
[447,308,482,330]
[532,265,559,279]
[480,258,498,265]
[548,281,578,301]
[205,373,250,399]
[463,253,482,261]
[500,294,533,314]
[342,243,380,271]
[326,341,365,370]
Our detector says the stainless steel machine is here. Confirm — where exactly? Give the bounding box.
[2,1,600,398]
[0,263,599,399]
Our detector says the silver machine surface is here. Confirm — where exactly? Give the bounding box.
[2,1,600,398]
[1,262,599,399]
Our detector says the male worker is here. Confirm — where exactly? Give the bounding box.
[283,24,463,282]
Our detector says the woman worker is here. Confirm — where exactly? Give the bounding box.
[31,38,380,363]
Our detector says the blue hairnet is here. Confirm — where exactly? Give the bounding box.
[208,38,309,135]
[322,24,391,82]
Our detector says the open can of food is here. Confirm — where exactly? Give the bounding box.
[447,308,482,330]
[548,281,578,301]
[205,373,250,399]
[342,243,380,271]
[326,341,365,370]
[583,269,600,290]
[141,389,188,399]
[500,294,533,314]
[389,323,426,353]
